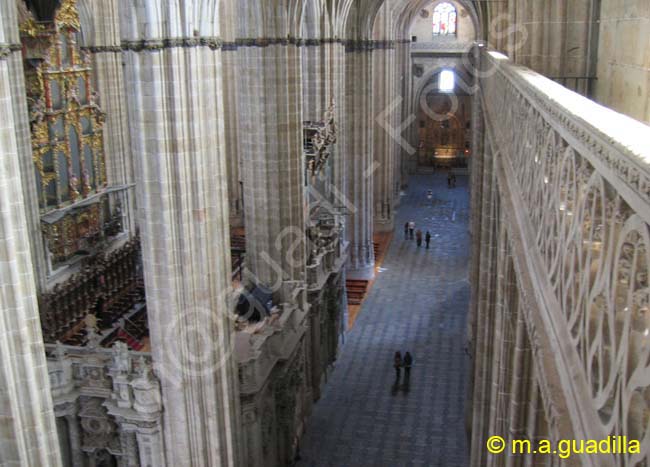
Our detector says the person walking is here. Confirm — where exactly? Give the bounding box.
[394,351,402,380]
[425,231,431,249]
[447,171,452,188]
[404,222,409,240]
[403,352,413,379]
[408,221,415,239]
[416,229,423,247]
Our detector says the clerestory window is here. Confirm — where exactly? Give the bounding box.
[432,2,457,36]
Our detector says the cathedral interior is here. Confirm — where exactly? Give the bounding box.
[1,0,649,466]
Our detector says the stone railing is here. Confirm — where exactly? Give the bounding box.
[410,40,470,53]
[235,303,308,396]
[481,50,650,465]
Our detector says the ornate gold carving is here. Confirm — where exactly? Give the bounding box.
[19,0,115,268]
[54,0,81,31]
[304,101,337,177]
[21,0,107,214]
[19,17,46,37]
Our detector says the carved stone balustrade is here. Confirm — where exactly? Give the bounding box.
[410,40,471,54]
[470,49,650,467]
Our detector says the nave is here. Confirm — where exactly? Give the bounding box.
[299,174,470,466]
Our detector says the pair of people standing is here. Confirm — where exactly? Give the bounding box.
[405,221,416,240]
[415,230,432,249]
[404,221,431,250]
[405,222,431,248]
[393,351,413,381]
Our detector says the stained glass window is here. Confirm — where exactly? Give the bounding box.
[432,2,457,36]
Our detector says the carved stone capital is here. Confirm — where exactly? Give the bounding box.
[0,43,22,59]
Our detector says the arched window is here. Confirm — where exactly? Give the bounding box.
[432,2,457,36]
[439,70,455,92]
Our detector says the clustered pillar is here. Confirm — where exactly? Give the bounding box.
[236,38,306,298]
[0,2,62,465]
[372,40,397,232]
[81,0,137,234]
[343,42,375,279]
[120,1,240,464]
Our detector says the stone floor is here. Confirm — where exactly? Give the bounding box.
[298,173,471,467]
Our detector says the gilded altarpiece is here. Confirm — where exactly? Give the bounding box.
[19,1,118,268]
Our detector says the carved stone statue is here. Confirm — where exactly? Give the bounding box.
[54,340,67,362]
[85,314,102,349]
[111,341,131,374]
[131,357,162,414]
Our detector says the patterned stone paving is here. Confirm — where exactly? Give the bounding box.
[298,173,472,467]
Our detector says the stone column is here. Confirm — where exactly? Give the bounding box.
[223,46,244,227]
[372,40,397,232]
[485,218,512,448]
[309,303,323,399]
[302,41,326,121]
[392,40,407,205]
[65,412,85,467]
[120,1,240,465]
[505,304,531,467]
[0,3,62,465]
[7,2,47,288]
[330,41,347,211]
[134,425,165,467]
[236,37,306,298]
[399,39,417,179]
[78,0,136,234]
[219,0,243,228]
[343,42,374,279]
[302,39,338,211]
[118,430,139,467]
[469,143,500,465]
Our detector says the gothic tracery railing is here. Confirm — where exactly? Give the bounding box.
[482,51,650,465]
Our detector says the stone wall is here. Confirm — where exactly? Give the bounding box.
[594,0,650,124]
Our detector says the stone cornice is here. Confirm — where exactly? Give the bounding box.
[344,40,397,53]
[0,43,22,59]
[222,41,238,52]
[231,37,344,48]
[84,37,224,53]
[80,37,405,54]
[123,36,223,51]
[81,44,122,53]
